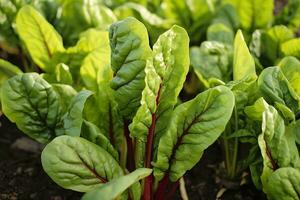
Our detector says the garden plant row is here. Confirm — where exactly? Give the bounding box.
[1,0,300,200]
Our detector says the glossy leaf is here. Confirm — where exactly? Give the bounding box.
[258,67,300,113]
[265,168,300,200]
[82,168,152,200]
[153,86,234,181]
[16,5,64,71]
[41,135,123,192]
[259,105,300,186]
[129,25,190,167]
[109,17,152,119]
[279,56,300,96]
[1,73,63,143]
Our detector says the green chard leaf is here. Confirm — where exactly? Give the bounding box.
[233,30,256,81]
[129,25,190,168]
[41,135,123,192]
[51,84,77,113]
[1,73,63,143]
[63,90,93,137]
[265,167,300,200]
[258,67,300,113]
[153,86,235,181]
[260,25,294,65]
[16,5,65,71]
[81,46,123,149]
[114,2,173,43]
[57,0,116,45]
[81,120,119,161]
[0,59,22,104]
[82,168,152,200]
[224,0,274,31]
[190,41,232,87]
[281,38,300,59]
[109,17,152,119]
[244,97,269,121]
[42,63,73,85]
[258,104,300,187]
[279,56,300,96]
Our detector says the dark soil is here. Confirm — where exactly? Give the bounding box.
[0,115,267,200]
[0,116,82,200]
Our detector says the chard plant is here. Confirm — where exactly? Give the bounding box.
[244,55,300,199]
[190,28,260,182]
[1,7,235,200]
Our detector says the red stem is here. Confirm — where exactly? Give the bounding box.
[154,174,169,200]
[163,181,179,200]
[143,85,162,200]
[124,119,135,172]
[143,114,157,200]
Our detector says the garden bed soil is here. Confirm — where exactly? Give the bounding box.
[0,116,267,200]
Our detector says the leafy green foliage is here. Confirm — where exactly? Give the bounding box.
[41,135,124,192]
[154,86,234,181]
[2,1,300,199]
[82,168,152,200]
[109,17,152,119]
[16,5,65,71]
[1,73,63,143]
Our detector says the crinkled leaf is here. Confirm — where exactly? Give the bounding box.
[279,56,300,96]
[16,5,64,71]
[82,168,152,200]
[129,25,190,167]
[259,105,300,186]
[41,135,123,192]
[63,90,93,137]
[258,67,300,113]
[153,86,234,181]
[109,17,152,119]
[1,73,63,143]
[265,168,300,200]
[190,41,232,88]
[233,30,256,81]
